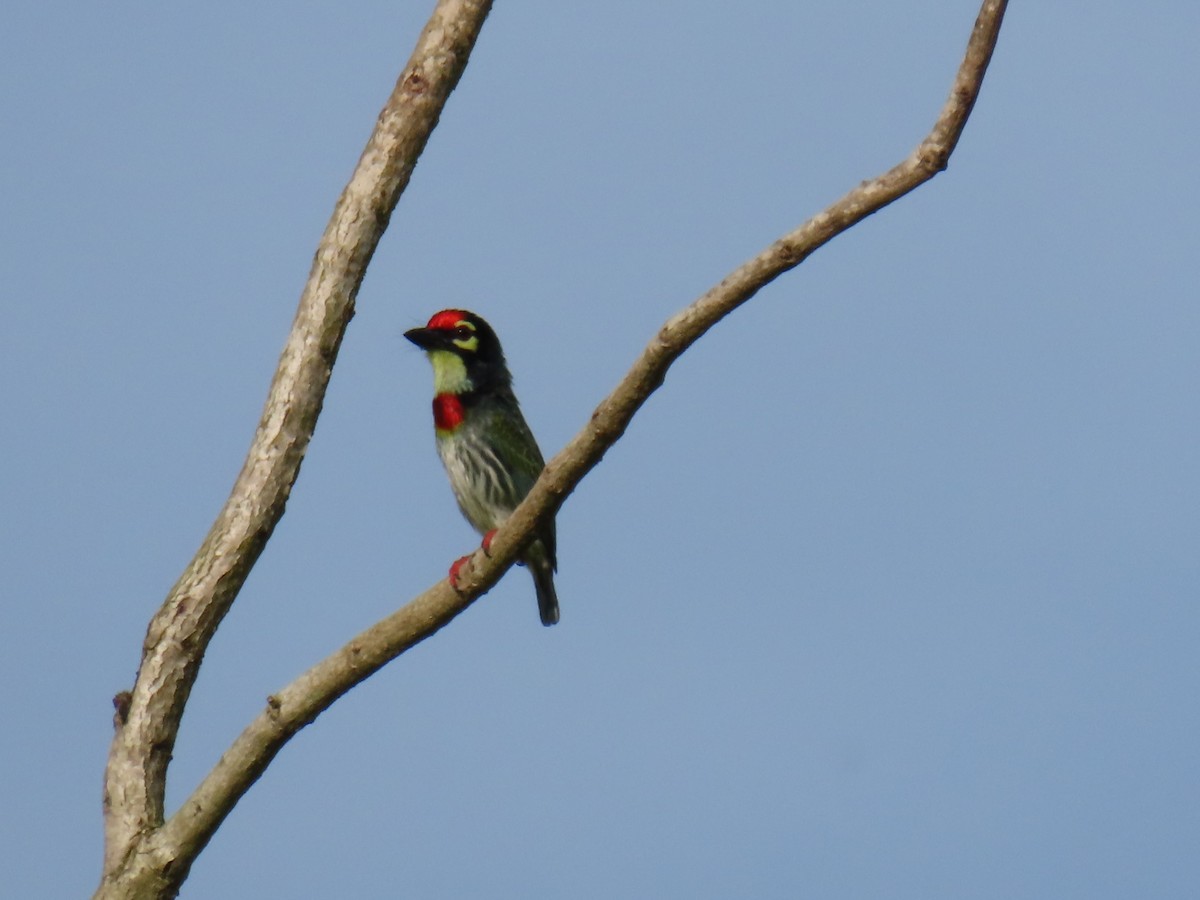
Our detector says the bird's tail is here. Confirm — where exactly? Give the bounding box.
[527,543,559,627]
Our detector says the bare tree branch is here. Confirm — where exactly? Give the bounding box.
[98,1,1005,896]
[136,0,1009,886]
[95,2,494,897]
[494,0,1008,569]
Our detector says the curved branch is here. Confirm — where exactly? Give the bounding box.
[153,0,1008,875]
[96,2,494,897]
[502,0,1007,557]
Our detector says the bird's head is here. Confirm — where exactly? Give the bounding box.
[405,309,510,395]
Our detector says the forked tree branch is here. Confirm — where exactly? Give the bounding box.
[96,2,494,898]
[97,1,1006,897]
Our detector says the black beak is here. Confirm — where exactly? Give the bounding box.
[404,327,441,350]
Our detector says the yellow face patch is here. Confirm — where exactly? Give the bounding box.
[428,349,472,395]
[451,319,478,353]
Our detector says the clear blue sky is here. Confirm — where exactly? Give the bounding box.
[3,2,1198,897]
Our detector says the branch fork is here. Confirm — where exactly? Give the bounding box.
[96,2,1006,897]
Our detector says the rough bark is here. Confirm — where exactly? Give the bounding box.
[96,2,1006,897]
[96,2,494,897]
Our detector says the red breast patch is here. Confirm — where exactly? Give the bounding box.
[433,393,465,432]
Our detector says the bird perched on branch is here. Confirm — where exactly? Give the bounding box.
[405,309,559,626]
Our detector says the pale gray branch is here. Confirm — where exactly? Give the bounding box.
[95,2,494,898]
[152,0,1008,880]
[97,1,1006,897]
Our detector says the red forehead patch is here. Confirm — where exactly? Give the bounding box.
[427,309,469,331]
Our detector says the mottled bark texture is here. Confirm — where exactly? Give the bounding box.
[96,2,1006,898]
[96,2,494,898]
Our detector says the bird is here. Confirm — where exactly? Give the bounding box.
[404,309,559,626]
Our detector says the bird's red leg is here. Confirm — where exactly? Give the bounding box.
[481,530,498,556]
[448,554,472,590]
[449,531,499,590]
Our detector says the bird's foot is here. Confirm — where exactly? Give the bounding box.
[481,530,498,556]
[449,531,498,590]
[448,554,472,591]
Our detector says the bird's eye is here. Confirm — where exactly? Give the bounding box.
[454,326,473,341]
